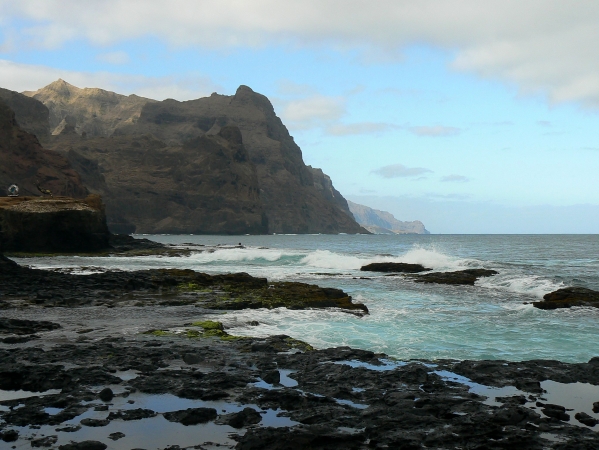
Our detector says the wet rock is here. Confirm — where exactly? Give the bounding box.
[533,286,599,309]
[0,334,40,343]
[0,317,61,335]
[221,407,262,428]
[262,370,281,385]
[234,425,366,449]
[98,387,113,402]
[413,269,498,285]
[58,441,107,450]
[0,429,18,442]
[575,412,599,426]
[31,435,58,447]
[360,262,431,273]
[55,425,81,432]
[108,432,126,440]
[541,404,570,421]
[107,408,156,421]
[182,353,202,364]
[163,407,217,425]
[80,418,110,427]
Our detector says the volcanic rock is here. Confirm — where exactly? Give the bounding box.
[163,407,217,425]
[98,387,114,402]
[0,98,87,199]
[360,262,431,273]
[533,286,599,309]
[413,269,498,285]
[0,87,50,138]
[58,441,107,450]
[0,318,61,335]
[0,195,110,252]
[32,80,365,234]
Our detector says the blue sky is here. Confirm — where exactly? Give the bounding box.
[1,0,599,233]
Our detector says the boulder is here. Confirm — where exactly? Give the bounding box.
[413,269,498,285]
[533,286,599,310]
[360,262,431,273]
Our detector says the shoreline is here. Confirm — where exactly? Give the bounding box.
[1,259,598,448]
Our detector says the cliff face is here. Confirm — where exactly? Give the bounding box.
[347,200,429,234]
[46,126,267,234]
[34,81,364,234]
[24,79,154,137]
[0,88,50,138]
[0,98,88,199]
[0,195,110,252]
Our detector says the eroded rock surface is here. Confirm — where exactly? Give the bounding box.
[0,195,110,252]
[0,262,367,313]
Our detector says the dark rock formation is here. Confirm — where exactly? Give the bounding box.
[1,287,599,448]
[360,262,431,273]
[0,98,88,199]
[0,318,61,335]
[347,200,429,234]
[533,286,599,309]
[46,125,268,234]
[32,80,364,234]
[163,407,217,425]
[0,261,368,313]
[0,195,110,252]
[413,269,498,285]
[0,88,50,138]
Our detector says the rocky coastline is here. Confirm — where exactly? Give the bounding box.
[1,256,598,449]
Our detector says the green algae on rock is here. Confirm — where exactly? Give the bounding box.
[0,263,368,314]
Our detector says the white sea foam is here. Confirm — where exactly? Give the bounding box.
[186,247,295,264]
[477,273,563,298]
[396,247,472,271]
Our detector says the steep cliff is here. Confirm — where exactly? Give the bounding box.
[24,79,154,137]
[0,195,110,252]
[46,126,267,234]
[0,98,88,199]
[35,80,364,234]
[347,200,429,234]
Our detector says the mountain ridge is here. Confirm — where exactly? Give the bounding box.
[347,200,429,234]
[21,80,366,234]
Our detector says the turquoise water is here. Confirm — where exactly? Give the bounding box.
[16,234,599,363]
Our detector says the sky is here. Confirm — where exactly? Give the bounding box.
[1,0,599,233]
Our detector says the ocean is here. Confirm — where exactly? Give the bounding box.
[15,234,599,363]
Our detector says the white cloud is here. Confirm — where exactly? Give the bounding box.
[279,95,345,129]
[441,174,470,183]
[96,50,130,65]
[3,1,599,107]
[408,125,461,137]
[0,59,220,100]
[372,163,433,179]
